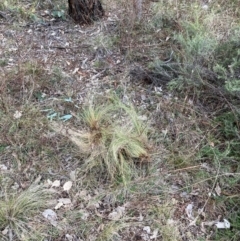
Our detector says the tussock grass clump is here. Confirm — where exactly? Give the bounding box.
[0,185,51,240]
[80,100,151,184]
[52,98,152,185]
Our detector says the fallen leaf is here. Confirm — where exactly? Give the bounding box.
[55,202,63,210]
[108,211,118,220]
[42,209,58,226]
[210,142,214,147]
[69,170,76,181]
[201,220,215,232]
[42,209,57,221]
[97,223,104,232]
[138,115,147,121]
[66,234,74,241]
[79,210,89,220]
[47,179,52,186]
[167,219,177,226]
[33,175,42,184]
[108,206,125,220]
[202,4,209,10]
[215,183,221,196]
[116,206,125,216]
[189,217,198,226]
[185,203,194,220]
[13,110,22,119]
[0,164,7,171]
[141,94,146,101]
[52,180,61,188]
[63,181,72,191]
[201,162,211,172]
[150,229,159,239]
[87,200,100,210]
[72,67,79,74]
[79,190,87,196]
[162,129,168,137]
[215,219,230,229]
[58,198,71,205]
[154,86,162,93]
[139,213,144,221]
[2,226,8,235]
[143,226,151,234]
[202,219,231,231]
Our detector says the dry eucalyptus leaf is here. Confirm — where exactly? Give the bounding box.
[108,206,125,220]
[0,164,7,171]
[108,211,119,220]
[69,170,76,181]
[97,223,105,232]
[215,219,230,229]
[150,229,159,239]
[79,210,89,220]
[72,67,79,74]
[143,226,151,234]
[189,217,198,226]
[79,190,87,196]
[66,234,74,241]
[33,175,42,184]
[58,198,72,205]
[139,213,144,221]
[63,181,73,191]
[42,209,57,220]
[47,199,58,206]
[13,110,22,119]
[87,201,100,210]
[47,179,52,186]
[138,115,147,121]
[55,202,64,210]
[2,227,8,235]
[185,203,194,219]
[167,219,177,225]
[116,206,125,215]
[215,183,221,196]
[42,209,58,226]
[201,220,215,233]
[52,180,61,188]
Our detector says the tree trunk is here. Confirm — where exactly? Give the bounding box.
[68,0,104,24]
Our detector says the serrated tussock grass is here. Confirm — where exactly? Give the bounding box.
[0,185,51,240]
[52,99,152,185]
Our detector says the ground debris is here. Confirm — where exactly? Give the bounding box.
[129,66,173,87]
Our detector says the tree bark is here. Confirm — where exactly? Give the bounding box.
[68,0,104,24]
